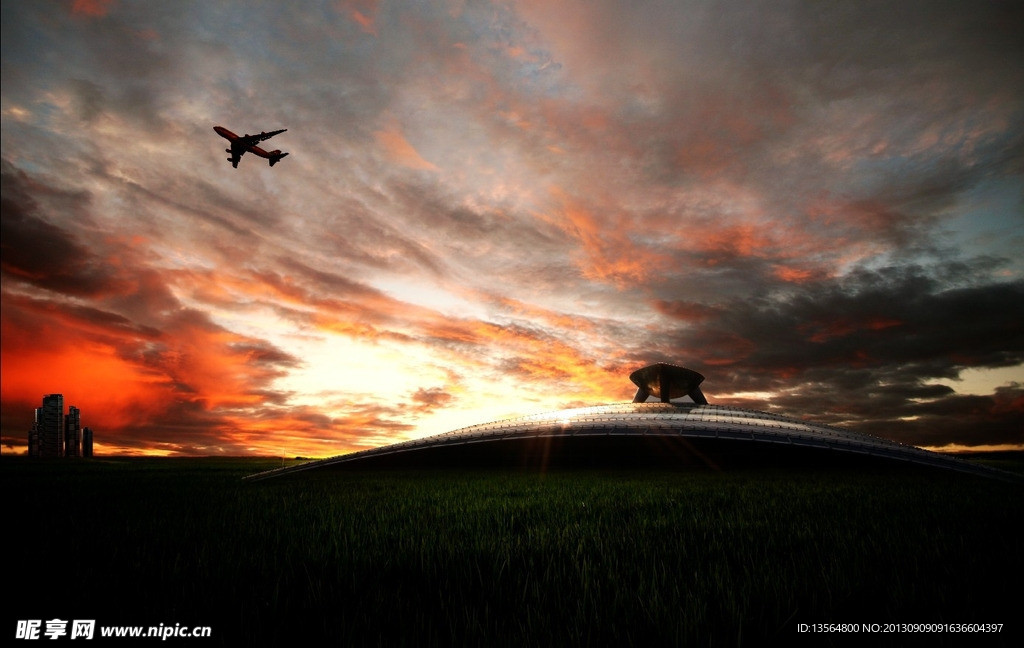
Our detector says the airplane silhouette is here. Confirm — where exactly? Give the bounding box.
[214,126,289,168]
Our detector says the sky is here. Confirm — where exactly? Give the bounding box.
[2,0,1022,457]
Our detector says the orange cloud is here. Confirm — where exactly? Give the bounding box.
[71,0,114,17]
[498,297,596,332]
[338,0,379,36]
[1,332,168,432]
[0,289,301,456]
[375,126,438,171]
[540,188,663,286]
[696,224,771,259]
[773,265,817,283]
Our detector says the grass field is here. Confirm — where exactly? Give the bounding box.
[4,456,1022,646]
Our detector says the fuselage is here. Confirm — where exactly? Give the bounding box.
[214,126,280,160]
[213,125,238,140]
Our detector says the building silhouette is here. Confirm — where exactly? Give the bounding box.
[82,427,94,457]
[27,395,94,458]
[27,422,39,457]
[36,394,64,458]
[65,406,81,457]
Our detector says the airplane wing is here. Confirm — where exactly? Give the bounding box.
[238,129,287,147]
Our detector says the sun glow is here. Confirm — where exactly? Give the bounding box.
[940,365,1024,396]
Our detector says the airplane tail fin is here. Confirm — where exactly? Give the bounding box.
[269,151,289,167]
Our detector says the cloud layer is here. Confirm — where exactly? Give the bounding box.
[2,0,1022,455]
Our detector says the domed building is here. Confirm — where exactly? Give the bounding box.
[248,363,1016,481]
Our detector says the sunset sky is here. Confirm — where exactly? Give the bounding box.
[2,0,1022,457]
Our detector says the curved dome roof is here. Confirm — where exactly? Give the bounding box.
[247,400,1018,482]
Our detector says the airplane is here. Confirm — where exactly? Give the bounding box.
[214,126,289,168]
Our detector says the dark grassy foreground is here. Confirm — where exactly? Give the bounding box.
[4,456,1022,646]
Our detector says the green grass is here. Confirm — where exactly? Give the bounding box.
[4,457,1022,646]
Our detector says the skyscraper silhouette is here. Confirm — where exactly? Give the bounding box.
[37,394,64,458]
[65,406,81,457]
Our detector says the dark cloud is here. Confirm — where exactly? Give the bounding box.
[69,78,106,123]
[648,264,1024,445]
[0,163,116,296]
[866,385,1024,448]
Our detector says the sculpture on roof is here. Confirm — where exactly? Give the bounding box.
[629,363,708,404]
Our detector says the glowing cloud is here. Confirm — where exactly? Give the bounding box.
[375,126,439,171]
